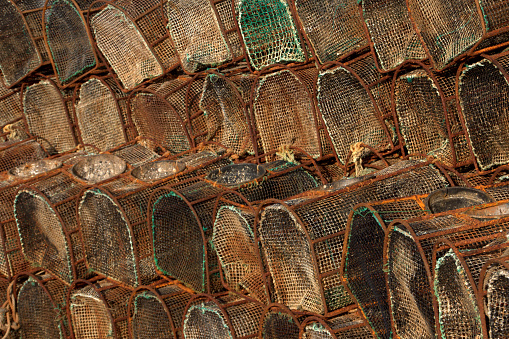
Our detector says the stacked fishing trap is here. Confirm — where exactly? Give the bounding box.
[2,0,509,338]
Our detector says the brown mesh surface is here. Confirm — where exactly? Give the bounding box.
[294,0,367,64]
[408,0,484,70]
[0,140,47,174]
[17,272,69,339]
[69,280,131,339]
[76,77,128,151]
[483,260,509,339]
[0,0,45,87]
[151,161,318,293]
[253,68,321,158]
[23,79,77,154]
[459,55,509,170]
[130,283,193,339]
[183,294,264,339]
[262,307,301,339]
[362,0,426,71]
[302,312,376,339]
[258,160,448,315]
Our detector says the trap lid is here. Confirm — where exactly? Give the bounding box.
[71,154,126,183]
[206,163,266,187]
[425,187,494,214]
[131,160,186,182]
[10,159,62,178]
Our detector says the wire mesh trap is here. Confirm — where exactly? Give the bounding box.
[183,293,264,339]
[16,271,70,339]
[458,51,509,171]
[260,304,302,339]
[300,310,377,339]
[407,0,484,70]
[68,279,132,339]
[128,281,193,339]
[0,139,47,175]
[257,160,449,315]
[0,0,48,87]
[361,0,426,72]
[294,0,367,64]
[384,199,509,339]
[89,0,179,90]
[253,67,322,159]
[23,79,78,154]
[150,161,319,293]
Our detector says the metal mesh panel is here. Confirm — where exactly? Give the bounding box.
[199,73,254,155]
[253,69,321,158]
[294,0,367,64]
[131,283,193,339]
[76,77,128,151]
[262,307,301,339]
[302,312,376,339]
[459,58,509,170]
[23,80,77,154]
[183,294,264,339]
[0,0,44,86]
[407,0,484,70]
[258,161,448,315]
[0,74,23,129]
[317,65,390,164]
[362,0,426,71]
[151,161,318,292]
[17,273,69,339]
[69,280,131,339]
[165,0,231,73]
[0,140,47,174]
[44,0,97,85]
[484,263,509,339]
[236,0,305,70]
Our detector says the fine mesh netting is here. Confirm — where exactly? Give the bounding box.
[484,264,509,339]
[0,74,23,129]
[236,0,306,70]
[44,0,97,85]
[17,273,69,339]
[262,308,301,339]
[0,140,47,174]
[23,80,77,154]
[407,0,484,70]
[213,205,266,302]
[151,161,318,292]
[317,65,391,164]
[76,77,128,151]
[131,283,193,339]
[199,73,254,155]
[70,280,131,339]
[294,0,367,64]
[258,161,448,315]
[165,0,231,73]
[362,0,426,71]
[459,57,509,170]
[253,69,321,158]
[0,0,43,86]
[183,294,264,339]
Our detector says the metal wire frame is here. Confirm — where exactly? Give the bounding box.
[253,160,452,317]
[86,0,180,92]
[431,231,509,339]
[127,279,195,339]
[66,277,133,339]
[258,304,305,338]
[299,309,377,339]
[182,292,265,339]
[383,199,509,339]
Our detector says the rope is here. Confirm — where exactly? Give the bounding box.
[0,280,19,339]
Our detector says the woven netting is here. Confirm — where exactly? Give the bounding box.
[76,77,127,151]
[0,140,47,174]
[0,74,23,129]
[479,0,509,32]
[294,0,367,64]
[236,0,306,70]
[23,80,77,154]
[407,0,484,70]
[151,161,318,293]
[0,0,44,86]
[17,273,69,339]
[131,283,193,339]
[362,0,426,71]
[386,206,509,339]
[183,293,264,339]
[44,0,97,85]
[258,160,448,315]
[302,312,376,339]
[253,68,321,158]
[317,65,391,164]
[459,57,509,170]
[165,0,232,73]
[262,307,301,339]
[69,280,131,339]
[200,73,254,155]
[483,260,509,339]
[213,205,266,302]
